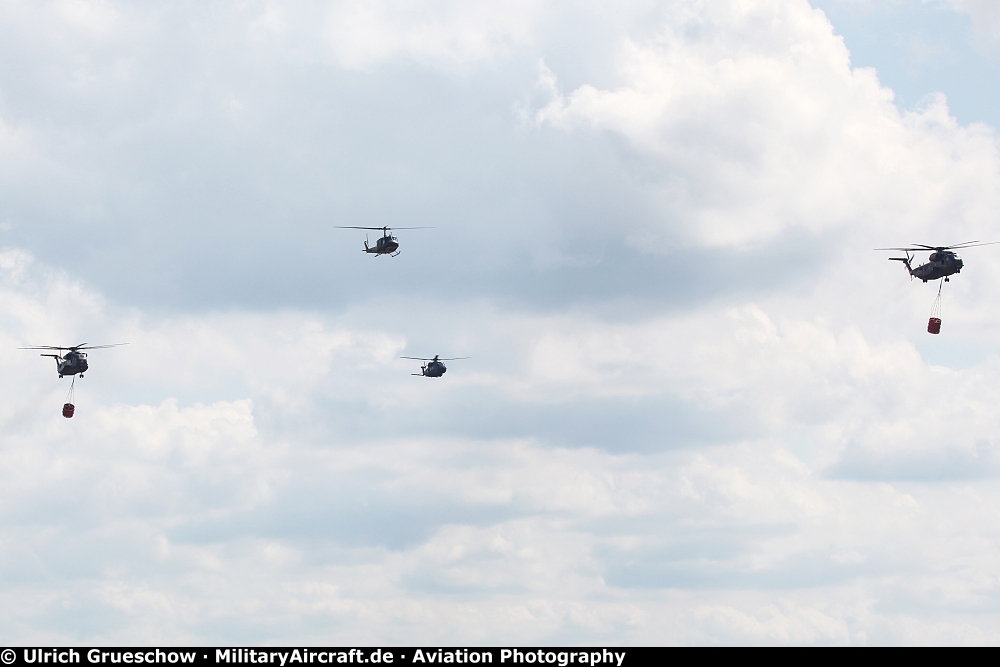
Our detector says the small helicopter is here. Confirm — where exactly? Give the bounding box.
[401,355,469,377]
[876,241,999,282]
[19,343,128,378]
[335,226,432,257]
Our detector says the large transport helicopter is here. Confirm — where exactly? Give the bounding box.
[876,241,999,283]
[335,226,432,257]
[401,355,469,377]
[19,343,128,378]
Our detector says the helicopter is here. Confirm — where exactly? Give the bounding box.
[401,355,469,377]
[876,241,1000,283]
[335,226,432,257]
[19,343,128,378]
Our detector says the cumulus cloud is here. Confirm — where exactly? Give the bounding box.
[2,0,1000,646]
[535,2,1000,247]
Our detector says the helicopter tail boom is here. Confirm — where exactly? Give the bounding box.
[889,255,914,278]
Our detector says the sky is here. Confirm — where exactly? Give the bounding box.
[2,0,1000,646]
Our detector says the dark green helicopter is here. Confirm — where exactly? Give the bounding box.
[20,343,128,377]
[401,355,469,377]
[877,241,999,282]
[335,226,432,257]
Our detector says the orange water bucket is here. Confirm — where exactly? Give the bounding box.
[927,317,941,335]
[62,403,75,418]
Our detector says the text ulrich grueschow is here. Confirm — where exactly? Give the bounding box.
[22,652,197,664]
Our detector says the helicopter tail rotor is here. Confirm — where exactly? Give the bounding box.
[888,252,914,280]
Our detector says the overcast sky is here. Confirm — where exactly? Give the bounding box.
[2,0,1000,646]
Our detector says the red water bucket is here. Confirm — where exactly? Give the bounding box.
[927,317,942,335]
[62,403,75,418]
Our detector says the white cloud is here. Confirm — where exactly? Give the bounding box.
[535,1,1000,247]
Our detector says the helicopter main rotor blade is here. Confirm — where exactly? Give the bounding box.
[20,342,128,351]
[912,241,977,248]
[401,355,470,361]
[877,241,1000,254]
[907,241,1000,250]
[940,241,1000,249]
[910,243,965,250]
[335,226,435,230]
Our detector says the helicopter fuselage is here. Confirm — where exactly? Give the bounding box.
[902,251,964,282]
[48,351,88,378]
[365,235,400,256]
[419,361,447,377]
